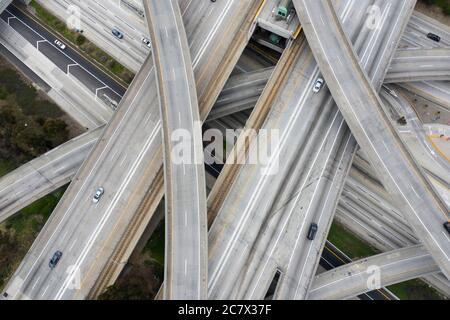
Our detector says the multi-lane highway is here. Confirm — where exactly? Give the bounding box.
[0,18,111,129]
[1,0,450,301]
[335,163,450,296]
[386,48,450,83]
[294,0,450,281]
[36,0,150,72]
[3,0,263,300]
[207,68,274,121]
[144,0,208,300]
[3,4,125,101]
[207,0,418,300]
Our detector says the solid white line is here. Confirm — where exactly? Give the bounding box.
[41,285,50,298]
[5,9,123,98]
[30,276,41,292]
[68,239,78,251]
[304,0,450,263]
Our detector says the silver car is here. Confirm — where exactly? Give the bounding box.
[54,39,66,50]
[141,37,151,48]
[93,187,105,203]
[313,78,324,93]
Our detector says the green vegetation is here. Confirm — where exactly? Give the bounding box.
[421,0,450,15]
[28,1,134,85]
[99,276,153,300]
[327,222,380,260]
[328,222,445,300]
[0,187,66,290]
[388,279,445,300]
[0,65,69,164]
[5,188,65,238]
[99,222,165,300]
[0,161,14,178]
[143,222,165,268]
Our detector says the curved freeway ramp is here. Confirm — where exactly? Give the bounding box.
[0,128,101,224]
[294,0,450,280]
[2,0,261,300]
[309,245,439,300]
[386,48,450,83]
[144,0,208,299]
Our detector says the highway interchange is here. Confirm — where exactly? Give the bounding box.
[0,0,449,300]
[143,0,208,299]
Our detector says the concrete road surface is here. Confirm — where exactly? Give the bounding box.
[36,0,149,72]
[144,0,208,300]
[3,0,263,300]
[310,245,439,300]
[294,0,450,280]
[0,18,111,129]
[386,48,450,83]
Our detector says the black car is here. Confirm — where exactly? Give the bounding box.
[444,222,450,235]
[49,251,63,269]
[397,116,407,126]
[307,223,318,241]
[427,33,441,42]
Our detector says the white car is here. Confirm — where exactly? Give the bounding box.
[313,78,324,93]
[142,37,151,48]
[93,187,105,204]
[54,39,66,50]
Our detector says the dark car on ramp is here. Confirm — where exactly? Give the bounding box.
[427,33,441,42]
[307,223,318,241]
[49,251,63,269]
[444,222,450,235]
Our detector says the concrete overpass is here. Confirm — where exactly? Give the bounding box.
[144,0,208,300]
[293,0,450,280]
[3,0,264,300]
[207,0,415,300]
[309,245,439,300]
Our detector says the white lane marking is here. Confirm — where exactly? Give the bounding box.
[310,253,431,293]
[0,139,94,195]
[293,134,354,298]
[303,0,450,263]
[249,113,345,298]
[4,9,123,98]
[119,153,128,167]
[41,285,50,298]
[66,63,78,74]
[60,230,70,243]
[17,0,234,298]
[54,121,161,299]
[68,239,78,251]
[18,63,155,284]
[191,0,233,67]
[30,276,41,292]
